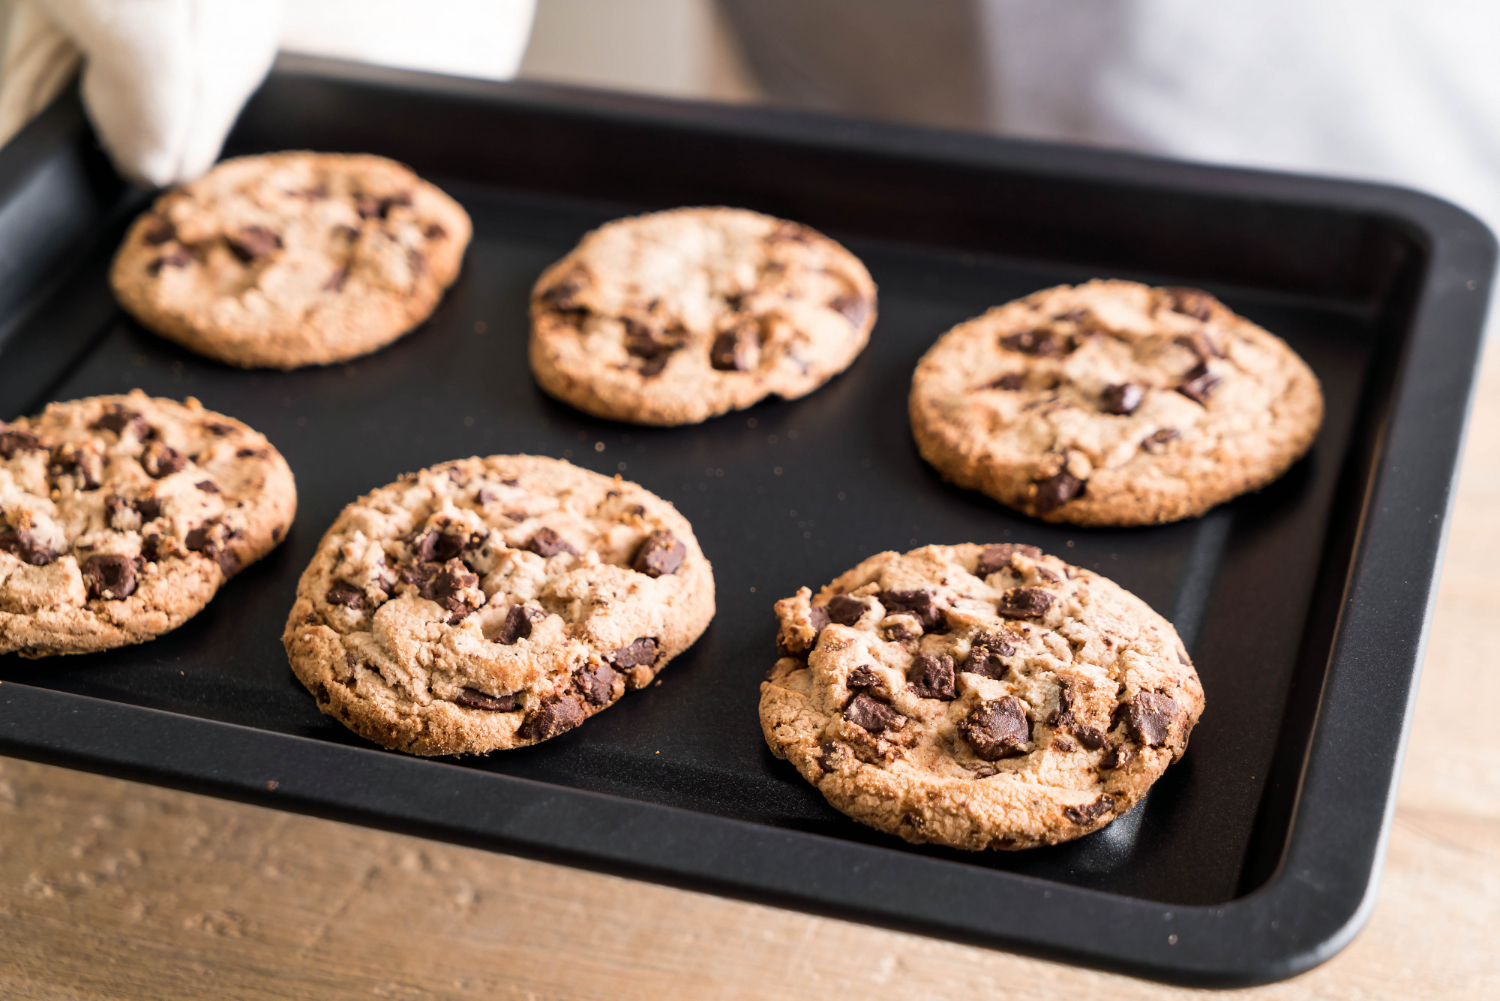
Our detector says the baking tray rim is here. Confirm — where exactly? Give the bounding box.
[0,58,1493,987]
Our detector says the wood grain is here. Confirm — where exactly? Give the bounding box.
[2,346,1497,1000]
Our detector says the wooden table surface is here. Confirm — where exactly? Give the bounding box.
[3,347,1496,1000]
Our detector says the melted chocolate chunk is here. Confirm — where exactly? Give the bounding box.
[828,292,871,327]
[0,529,55,566]
[1100,382,1144,415]
[415,528,478,564]
[400,559,478,621]
[192,480,219,495]
[878,589,944,631]
[997,587,1054,619]
[92,406,147,437]
[1063,795,1117,825]
[818,740,843,773]
[846,666,881,690]
[134,495,162,522]
[497,604,546,645]
[143,217,176,244]
[1142,428,1180,453]
[1163,286,1217,321]
[227,225,282,263]
[964,631,1015,679]
[960,696,1032,761]
[1001,328,1074,356]
[1126,692,1178,747]
[907,653,956,701]
[1075,727,1107,750]
[325,580,365,610]
[844,693,905,735]
[710,321,761,372]
[1032,469,1085,515]
[518,695,585,741]
[454,688,517,712]
[576,662,618,706]
[140,441,187,479]
[623,319,680,374]
[1100,744,1133,770]
[1177,363,1221,404]
[975,543,1042,578]
[989,372,1025,391]
[425,223,447,239]
[632,530,685,577]
[539,280,587,318]
[81,553,138,600]
[523,528,576,558]
[610,637,659,668]
[825,594,868,626]
[0,426,44,459]
[49,445,103,491]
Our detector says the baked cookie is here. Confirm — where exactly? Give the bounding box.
[760,543,1203,851]
[530,207,877,425]
[283,456,715,756]
[0,391,296,657]
[908,280,1324,525]
[110,152,471,370]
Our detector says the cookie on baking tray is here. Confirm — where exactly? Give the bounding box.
[908,280,1324,526]
[529,206,877,425]
[283,455,715,756]
[0,391,296,657]
[760,543,1203,851]
[110,151,471,370]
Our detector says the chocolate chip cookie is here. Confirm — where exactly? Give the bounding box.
[530,207,877,425]
[110,152,472,370]
[908,280,1324,525]
[760,543,1203,850]
[1,391,296,657]
[283,455,716,756]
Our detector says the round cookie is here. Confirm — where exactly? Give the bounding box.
[529,207,877,425]
[110,152,472,370]
[908,280,1324,525]
[1,391,296,657]
[760,543,1203,851]
[283,456,716,756]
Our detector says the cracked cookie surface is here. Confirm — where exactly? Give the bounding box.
[759,543,1203,850]
[283,455,716,756]
[110,152,472,370]
[908,280,1324,525]
[529,207,877,425]
[1,391,296,657]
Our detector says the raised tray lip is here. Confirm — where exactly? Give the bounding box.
[0,56,1494,987]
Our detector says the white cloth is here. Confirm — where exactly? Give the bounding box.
[0,0,535,186]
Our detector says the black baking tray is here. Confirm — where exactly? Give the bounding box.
[0,56,1491,987]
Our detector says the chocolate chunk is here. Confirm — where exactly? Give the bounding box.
[203,421,236,436]
[997,587,1054,619]
[623,319,672,360]
[767,222,814,243]
[539,280,586,317]
[49,445,103,490]
[825,595,868,626]
[975,543,1042,578]
[1100,382,1144,415]
[236,447,267,459]
[576,662,618,706]
[0,426,44,459]
[1057,308,1091,323]
[879,589,944,631]
[325,580,365,610]
[1051,735,1077,752]
[518,695,586,741]
[1001,328,1074,356]
[882,617,920,641]
[828,292,871,327]
[140,441,187,479]
[474,487,499,507]
[324,267,348,292]
[638,353,671,377]
[989,372,1025,391]
[610,637,659,668]
[407,248,426,276]
[194,480,220,494]
[960,696,1032,760]
[184,523,240,576]
[964,631,1015,679]
[1100,744,1133,770]
[1178,650,1192,667]
[0,529,55,566]
[972,766,998,778]
[631,530,685,577]
[134,495,162,522]
[710,322,761,372]
[1126,692,1178,747]
[1063,795,1117,825]
[1174,332,1222,361]
[1142,428,1180,453]
[425,223,447,239]
[142,533,173,563]
[400,559,479,621]
[81,554,138,600]
[818,740,842,773]
[356,192,412,220]
[523,528,576,558]
[846,666,881,690]
[500,478,519,487]
[146,249,191,274]
[844,693,905,735]
[415,528,477,564]
[1075,727,1106,750]
[1032,469,1085,515]
[907,653,956,700]
[1164,286,1217,321]
[454,688,517,712]
[143,217,176,244]
[227,225,282,263]
[497,604,546,645]
[1177,363,1221,404]
[92,406,146,437]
